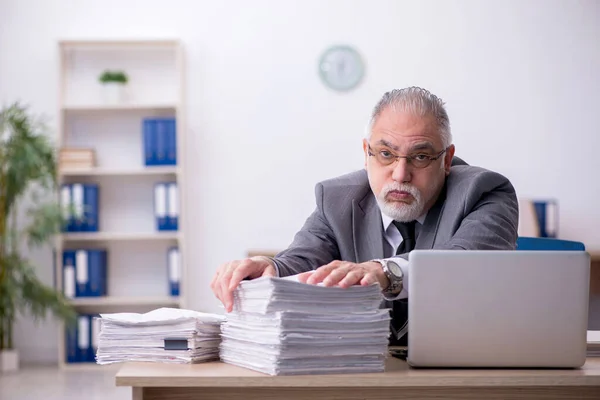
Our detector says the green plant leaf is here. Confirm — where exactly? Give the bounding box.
[1,103,57,217]
[0,102,74,350]
[99,69,128,84]
[24,200,65,249]
[14,254,76,324]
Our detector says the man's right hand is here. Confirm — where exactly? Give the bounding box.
[210,256,276,313]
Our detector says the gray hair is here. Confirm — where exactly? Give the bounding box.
[366,87,452,148]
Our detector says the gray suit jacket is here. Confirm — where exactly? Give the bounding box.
[273,157,519,277]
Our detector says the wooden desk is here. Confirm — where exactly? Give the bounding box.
[116,357,600,400]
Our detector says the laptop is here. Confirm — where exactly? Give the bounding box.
[406,250,590,368]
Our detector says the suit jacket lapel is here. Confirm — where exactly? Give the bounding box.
[353,193,385,263]
[416,183,447,249]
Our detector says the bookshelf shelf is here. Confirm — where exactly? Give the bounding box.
[62,104,177,112]
[71,296,180,307]
[61,166,179,177]
[61,231,181,242]
[60,39,180,49]
[55,39,187,369]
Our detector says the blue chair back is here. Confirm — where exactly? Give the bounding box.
[516,236,586,251]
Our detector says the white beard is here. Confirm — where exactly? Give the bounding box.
[370,159,446,223]
[375,182,424,222]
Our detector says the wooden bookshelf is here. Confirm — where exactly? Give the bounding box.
[55,39,187,369]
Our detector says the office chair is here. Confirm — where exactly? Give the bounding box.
[516,236,586,251]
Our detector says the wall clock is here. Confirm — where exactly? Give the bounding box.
[318,45,365,92]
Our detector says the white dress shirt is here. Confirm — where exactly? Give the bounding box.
[380,211,427,300]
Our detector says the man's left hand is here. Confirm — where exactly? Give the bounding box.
[297,260,389,289]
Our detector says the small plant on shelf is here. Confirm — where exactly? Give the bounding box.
[0,102,75,372]
[98,70,129,104]
[98,70,128,85]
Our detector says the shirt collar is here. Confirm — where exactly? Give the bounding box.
[381,210,427,232]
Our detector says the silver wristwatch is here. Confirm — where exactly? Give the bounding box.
[371,258,404,295]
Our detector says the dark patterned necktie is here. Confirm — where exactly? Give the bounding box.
[394,221,416,255]
[389,220,416,346]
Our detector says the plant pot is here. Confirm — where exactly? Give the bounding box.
[0,349,19,372]
[101,82,126,104]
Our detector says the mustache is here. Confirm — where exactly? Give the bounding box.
[382,183,419,197]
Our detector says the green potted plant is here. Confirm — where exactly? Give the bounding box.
[0,102,75,372]
[98,69,129,104]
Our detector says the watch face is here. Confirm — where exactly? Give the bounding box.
[318,45,365,92]
[387,260,403,277]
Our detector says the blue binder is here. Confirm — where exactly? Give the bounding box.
[87,249,108,297]
[167,247,180,296]
[65,320,79,363]
[155,119,168,165]
[66,313,98,363]
[83,184,99,232]
[533,200,558,238]
[142,117,176,167]
[166,118,177,165]
[143,118,157,166]
[68,183,99,232]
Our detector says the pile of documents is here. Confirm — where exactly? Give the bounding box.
[95,307,225,364]
[588,330,600,357]
[219,275,390,375]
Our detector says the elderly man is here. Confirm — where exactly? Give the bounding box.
[211,87,519,346]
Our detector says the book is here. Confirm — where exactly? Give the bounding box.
[59,148,95,171]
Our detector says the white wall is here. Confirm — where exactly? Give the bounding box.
[1,0,599,364]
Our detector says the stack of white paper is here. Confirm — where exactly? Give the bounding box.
[219,276,390,375]
[588,330,600,357]
[96,307,225,365]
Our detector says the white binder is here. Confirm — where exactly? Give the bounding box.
[91,316,101,353]
[60,184,72,220]
[154,183,167,229]
[75,249,88,296]
[72,183,84,226]
[77,315,89,351]
[168,247,181,287]
[167,182,178,226]
[545,201,557,237]
[63,259,75,298]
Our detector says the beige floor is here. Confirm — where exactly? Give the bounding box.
[0,365,130,400]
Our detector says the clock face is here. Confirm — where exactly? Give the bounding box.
[318,45,364,92]
[387,260,403,277]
